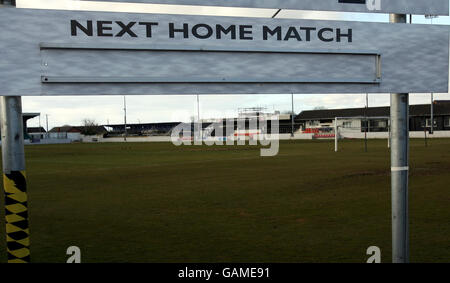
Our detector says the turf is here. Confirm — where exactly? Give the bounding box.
[0,139,449,263]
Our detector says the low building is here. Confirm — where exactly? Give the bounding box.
[49,126,82,141]
[27,127,46,143]
[105,122,181,137]
[49,125,108,141]
[295,101,450,133]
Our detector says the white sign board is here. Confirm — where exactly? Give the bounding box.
[0,8,448,96]
[82,0,450,16]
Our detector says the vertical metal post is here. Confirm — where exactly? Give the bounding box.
[123,96,127,142]
[197,94,200,122]
[45,114,49,139]
[334,117,338,152]
[197,94,201,141]
[390,11,409,264]
[38,114,41,141]
[426,15,438,136]
[430,93,434,135]
[364,93,368,152]
[291,93,295,138]
[1,96,30,263]
[0,0,29,264]
[388,121,391,149]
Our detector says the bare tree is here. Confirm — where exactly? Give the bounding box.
[81,119,99,136]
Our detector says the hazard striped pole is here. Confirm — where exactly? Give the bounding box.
[1,0,29,265]
[1,1,30,263]
[1,96,30,263]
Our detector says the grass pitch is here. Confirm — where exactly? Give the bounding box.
[1,139,449,263]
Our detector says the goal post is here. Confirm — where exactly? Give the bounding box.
[334,116,390,152]
[335,117,338,152]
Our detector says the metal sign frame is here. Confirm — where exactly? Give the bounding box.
[0,8,448,96]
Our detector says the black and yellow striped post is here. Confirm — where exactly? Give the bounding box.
[3,171,29,263]
[1,97,30,263]
[1,1,30,263]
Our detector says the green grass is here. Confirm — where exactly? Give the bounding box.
[0,139,449,263]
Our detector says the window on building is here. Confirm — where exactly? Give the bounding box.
[343,121,352,128]
[445,117,450,127]
[425,118,437,127]
[309,120,320,127]
[373,120,387,128]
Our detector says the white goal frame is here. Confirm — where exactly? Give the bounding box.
[334,116,390,152]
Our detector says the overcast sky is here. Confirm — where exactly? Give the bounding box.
[14,0,450,128]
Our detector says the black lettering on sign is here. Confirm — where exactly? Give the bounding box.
[263,26,282,40]
[300,27,316,42]
[262,27,352,43]
[71,20,93,36]
[318,28,334,42]
[97,21,113,37]
[337,28,352,42]
[239,25,253,40]
[284,27,302,41]
[115,21,138,37]
[69,20,353,43]
[169,23,189,38]
[192,24,214,39]
[139,22,158,38]
[216,24,236,40]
